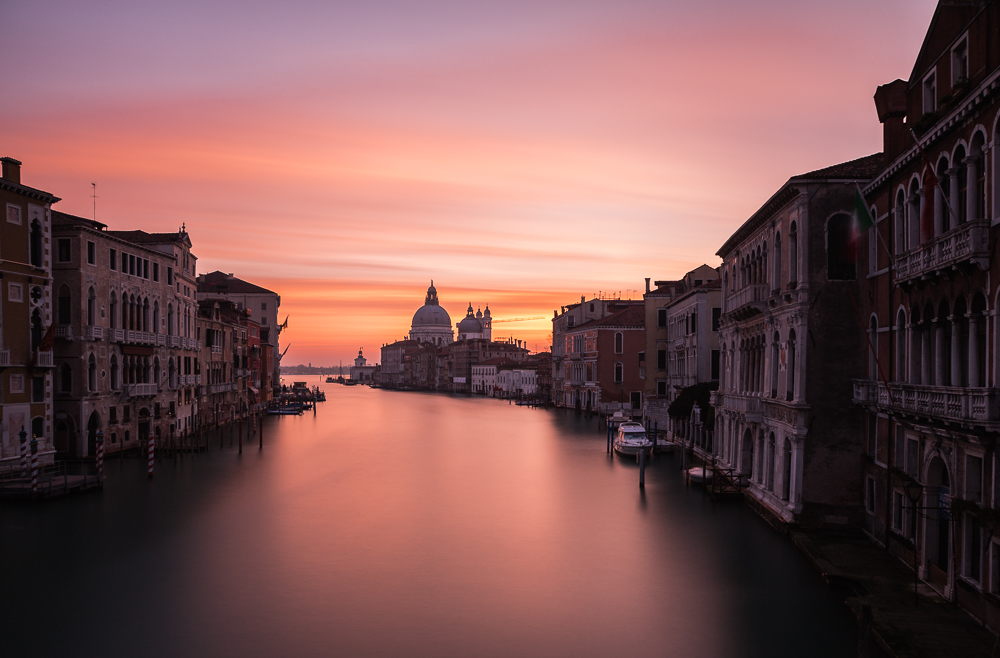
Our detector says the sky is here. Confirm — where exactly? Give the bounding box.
[1,0,939,364]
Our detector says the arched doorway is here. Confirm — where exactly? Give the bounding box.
[925,455,952,592]
[54,418,75,458]
[87,411,101,458]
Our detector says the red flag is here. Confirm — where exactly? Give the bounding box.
[920,166,938,243]
[38,321,56,353]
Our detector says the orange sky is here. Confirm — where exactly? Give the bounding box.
[1,0,939,364]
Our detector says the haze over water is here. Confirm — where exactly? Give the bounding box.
[1,383,855,657]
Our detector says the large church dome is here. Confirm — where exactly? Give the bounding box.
[409,281,454,346]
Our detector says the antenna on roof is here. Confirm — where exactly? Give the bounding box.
[91,183,98,221]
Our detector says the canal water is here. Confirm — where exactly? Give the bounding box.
[1,381,857,657]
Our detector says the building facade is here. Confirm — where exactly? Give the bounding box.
[713,154,883,526]
[0,157,58,466]
[562,304,645,413]
[854,0,1000,627]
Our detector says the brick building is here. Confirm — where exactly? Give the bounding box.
[562,304,645,414]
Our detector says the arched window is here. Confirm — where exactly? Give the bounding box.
[936,156,950,236]
[894,190,906,254]
[143,298,150,332]
[766,433,775,491]
[789,222,798,284]
[955,145,968,225]
[88,354,97,392]
[782,439,792,501]
[971,133,986,221]
[787,329,796,400]
[614,362,623,383]
[87,287,96,326]
[31,416,43,441]
[895,309,907,382]
[121,292,128,330]
[153,301,160,334]
[167,304,175,336]
[772,233,781,287]
[109,291,117,330]
[110,355,119,391]
[58,285,72,325]
[614,332,623,354]
[770,332,779,398]
[828,213,856,280]
[908,178,921,248]
[60,362,72,393]
[30,309,42,351]
[29,220,42,267]
[154,357,161,388]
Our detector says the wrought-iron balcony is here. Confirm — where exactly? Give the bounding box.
[724,283,769,321]
[853,379,1000,428]
[894,219,989,285]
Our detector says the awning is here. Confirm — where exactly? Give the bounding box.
[248,386,258,394]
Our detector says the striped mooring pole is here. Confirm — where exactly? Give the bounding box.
[95,429,105,483]
[30,436,39,493]
[19,426,28,476]
[147,432,154,478]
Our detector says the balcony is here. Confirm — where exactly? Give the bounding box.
[168,335,181,348]
[724,283,769,321]
[208,382,235,394]
[211,345,222,354]
[111,328,125,342]
[157,333,166,346]
[853,379,1000,429]
[714,392,763,422]
[84,325,103,340]
[126,330,156,345]
[0,350,9,367]
[127,383,158,397]
[894,219,989,285]
[55,325,73,340]
[36,351,53,368]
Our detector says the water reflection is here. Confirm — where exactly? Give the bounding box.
[0,380,855,657]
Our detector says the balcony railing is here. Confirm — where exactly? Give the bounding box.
[85,325,103,340]
[36,351,53,368]
[853,379,1000,426]
[168,335,181,348]
[55,325,73,339]
[894,219,989,284]
[125,330,156,345]
[208,382,235,394]
[0,350,9,367]
[714,392,762,421]
[111,328,125,342]
[211,345,223,354]
[157,334,167,346]
[127,383,158,397]
[725,283,769,319]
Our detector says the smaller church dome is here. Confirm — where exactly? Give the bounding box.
[457,303,483,337]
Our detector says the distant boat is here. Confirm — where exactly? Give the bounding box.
[326,376,335,383]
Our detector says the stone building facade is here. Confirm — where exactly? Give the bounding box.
[712,154,883,527]
[853,0,1000,628]
[562,304,645,413]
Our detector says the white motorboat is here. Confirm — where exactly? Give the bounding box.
[686,467,714,483]
[613,422,653,456]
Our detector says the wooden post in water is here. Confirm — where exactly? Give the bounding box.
[606,423,611,454]
[147,432,154,478]
[638,448,645,488]
[238,416,243,454]
[259,412,263,450]
[652,421,658,455]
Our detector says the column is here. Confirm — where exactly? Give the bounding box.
[918,189,928,242]
[950,316,961,387]
[933,181,944,237]
[949,168,961,230]
[907,323,918,384]
[968,314,981,387]
[935,322,946,386]
[793,329,805,401]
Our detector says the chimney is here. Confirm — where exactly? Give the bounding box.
[645,278,650,294]
[581,295,585,303]
[874,79,908,162]
[1,157,22,185]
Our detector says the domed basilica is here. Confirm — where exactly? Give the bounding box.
[409,281,454,346]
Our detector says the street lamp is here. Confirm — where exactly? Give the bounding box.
[905,480,923,606]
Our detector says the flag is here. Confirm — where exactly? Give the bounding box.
[854,187,874,232]
[38,321,56,353]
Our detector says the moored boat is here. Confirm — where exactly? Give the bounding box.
[686,467,714,484]
[612,422,652,456]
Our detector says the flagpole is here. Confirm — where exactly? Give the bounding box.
[856,183,895,267]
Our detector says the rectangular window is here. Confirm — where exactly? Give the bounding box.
[261,302,267,311]
[712,308,721,331]
[109,248,117,270]
[657,349,666,370]
[866,476,877,514]
[952,37,968,83]
[894,426,905,469]
[167,267,173,285]
[892,490,904,532]
[906,438,919,477]
[8,283,23,303]
[657,308,667,328]
[711,349,720,380]
[868,414,878,456]
[109,406,117,423]
[32,376,44,403]
[6,204,22,224]
[87,241,96,265]
[991,541,1000,595]
[691,311,697,334]
[965,513,982,581]
[153,262,159,282]
[923,71,937,114]
[120,252,127,272]
[129,254,136,276]
[143,259,149,279]
[656,380,667,396]
[567,316,575,328]
[124,405,131,422]
[966,455,984,502]
[57,239,72,262]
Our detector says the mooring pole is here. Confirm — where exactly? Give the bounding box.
[96,429,105,483]
[147,432,154,478]
[259,413,264,450]
[238,416,243,454]
[30,437,39,494]
[606,423,611,454]
[19,427,28,476]
[638,449,645,488]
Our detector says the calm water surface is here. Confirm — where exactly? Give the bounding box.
[1,381,856,657]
